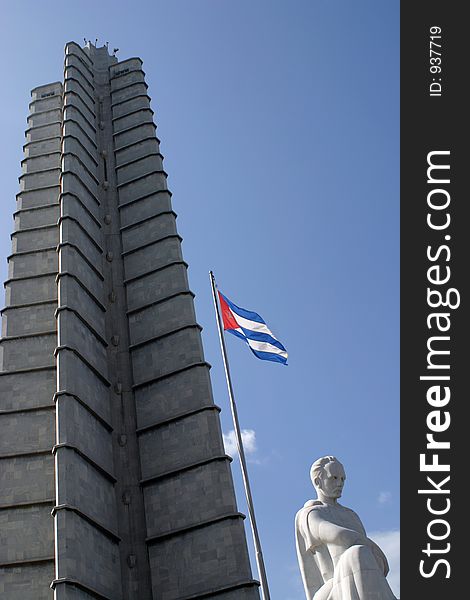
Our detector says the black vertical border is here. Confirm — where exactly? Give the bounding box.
[401,3,466,598]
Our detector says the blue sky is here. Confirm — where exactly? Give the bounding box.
[0,1,399,597]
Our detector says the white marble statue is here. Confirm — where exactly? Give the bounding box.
[295,456,397,600]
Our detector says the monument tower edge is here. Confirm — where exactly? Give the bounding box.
[0,41,260,600]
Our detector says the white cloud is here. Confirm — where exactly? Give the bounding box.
[378,490,392,504]
[223,429,257,459]
[370,529,400,598]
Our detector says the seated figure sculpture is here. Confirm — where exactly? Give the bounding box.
[295,456,397,600]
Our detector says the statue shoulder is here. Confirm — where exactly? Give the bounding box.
[304,499,323,509]
[295,500,325,522]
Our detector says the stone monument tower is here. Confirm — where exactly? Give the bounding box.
[0,41,259,600]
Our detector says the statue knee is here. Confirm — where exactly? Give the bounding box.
[341,544,376,570]
[346,544,369,559]
[313,579,333,600]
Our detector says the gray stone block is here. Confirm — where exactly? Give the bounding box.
[12,226,59,253]
[27,109,62,128]
[130,327,204,387]
[26,122,61,143]
[110,69,145,92]
[55,447,117,532]
[54,582,98,600]
[62,154,98,198]
[119,191,172,228]
[121,212,177,254]
[23,137,61,159]
[20,169,60,191]
[30,82,62,102]
[125,262,189,312]
[58,275,105,340]
[4,274,57,306]
[114,137,159,167]
[58,249,104,305]
[58,311,108,379]
[0,334,56,370]
[134,365,214,428]
[0,369,55,411]
[65,42,93,65]
[16,186,60,209]
[55,510,122,599]
[111,82,148,105]
[114,122,156,149]
[56,395,113,475]
[109,58,143,79]
[60,218,102,268]
[64,89,96,123]
[117,153,163,186]
[117,171,167,206]
[64,80,95,115]
[61,172,99,215]
[60,119,97,160]
[148,518,253,600]
[0,409,54,455]
[139,409,224,480]
[112,95,152,120]
[8,249,58,279]
[113,110,154,137]
[22,152,60,174]
[123,236,183,280]
[0,504,54,563]
[30,94,62,113]
[14,205,59,230]
[63,106,95,143]
[63,66,94,96]
[62,136,97,174]
[65,55,94,84]
[143,460,237,537]
[128,293,196,346]
[0,453,54,506]
[61,194,101,240]
[0,563,54,600]
[56,350,110,424]
[2,302,56,337]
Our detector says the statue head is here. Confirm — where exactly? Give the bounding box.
[310,456,346,503]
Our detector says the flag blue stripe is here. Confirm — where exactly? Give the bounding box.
[220,292,265,324]
[240,327,287,352]
[226,328,247,341]
[227,328,287,363]
[221,291,288,365]
[250,348,288,365]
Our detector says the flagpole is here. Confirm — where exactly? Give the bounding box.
[209,271,271,600]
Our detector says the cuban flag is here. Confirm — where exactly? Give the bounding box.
[218,291,288,365]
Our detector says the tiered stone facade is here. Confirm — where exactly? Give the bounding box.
[0,41,259,600]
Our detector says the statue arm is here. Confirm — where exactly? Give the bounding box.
[307,510,389,574]
[307,510,368,549]
[336,508,390,575]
